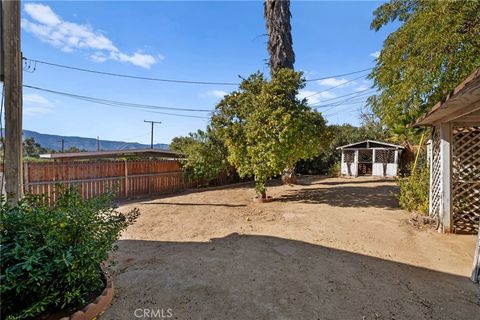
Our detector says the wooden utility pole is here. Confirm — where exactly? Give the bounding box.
[97,136,100,151]
[144,120,161,149]
[2,0,23,202]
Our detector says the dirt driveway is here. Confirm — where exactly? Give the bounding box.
[101,177,479,320]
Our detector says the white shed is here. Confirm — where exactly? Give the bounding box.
[337,140,404,177]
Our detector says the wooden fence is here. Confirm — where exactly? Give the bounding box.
[0,160,241,203]
[0,160,182,202]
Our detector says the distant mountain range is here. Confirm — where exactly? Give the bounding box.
[20,130,169,152]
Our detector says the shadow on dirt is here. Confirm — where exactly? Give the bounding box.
[139,202,246,208]
[103,233,480,320]
[276,183,400,209]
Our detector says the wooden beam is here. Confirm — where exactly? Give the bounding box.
[439,123,452,233]
[430,103,480,126]
[3,0,23,203]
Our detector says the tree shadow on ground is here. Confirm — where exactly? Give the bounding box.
[138,202,246,208]
[312,178,396,186]
[276,184,400,209]
[102,233,479,320]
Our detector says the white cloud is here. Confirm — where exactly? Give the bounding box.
[298,90,336,105]
[370,51,380,59]
[23,93,55,116]
[206,90,228,99]
[22,3,159,69]
[317,77,350,87]
[24,3,61,26]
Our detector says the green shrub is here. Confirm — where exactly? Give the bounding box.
[0,188,139,320]
[327,162,341,177]
[397,164,430,214]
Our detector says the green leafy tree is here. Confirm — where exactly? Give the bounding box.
[212,69,326,199]
[23,137,52,158]
[63,146,87,153]
[369,0,480,133]
[170,126,229,182]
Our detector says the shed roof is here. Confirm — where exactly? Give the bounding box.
[39,148,184,161]
[415,68,480,126]
[336,140,404,150]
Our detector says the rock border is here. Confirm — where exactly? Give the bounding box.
[59,277,114,320]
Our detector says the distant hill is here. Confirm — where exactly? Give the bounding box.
[20,130,169,152]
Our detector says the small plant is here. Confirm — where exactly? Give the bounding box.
[0,187,139,320]
[397,164,429,214]
[328,162,341,177]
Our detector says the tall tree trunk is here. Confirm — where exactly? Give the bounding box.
[264,0,297,184]
[264,0,295,72]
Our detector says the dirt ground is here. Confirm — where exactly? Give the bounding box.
[101,176,480,320]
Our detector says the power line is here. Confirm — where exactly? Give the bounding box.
[305,67,372,82]
[315,98,369,109]
[304,73,369,99]
[23,58,240,86]
[23,56,373,87]
[310,88,375,107]
[24,84,213,113]
[316,93,372,112]
[23,84,211,119]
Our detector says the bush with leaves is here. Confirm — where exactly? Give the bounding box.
[397,164,430,214]
[0,188,139,320]
[170,126,229,182]
[212,69,327,198]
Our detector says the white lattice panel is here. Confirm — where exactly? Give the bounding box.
[430,126,442,220]
[452,126,480,233]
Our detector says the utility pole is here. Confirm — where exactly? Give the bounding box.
[2,0,23,202]
[59,139,64,152]
[97,136,100,151]
[144,120,161,149]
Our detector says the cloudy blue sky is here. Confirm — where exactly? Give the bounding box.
[19,1,397,145]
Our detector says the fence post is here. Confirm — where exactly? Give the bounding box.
[23,162,28,194]
[124,159,129,197]
[148,160,152,195]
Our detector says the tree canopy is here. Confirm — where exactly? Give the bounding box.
[212,69,326,197]
[369,0,480,132]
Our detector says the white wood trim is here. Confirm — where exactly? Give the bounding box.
[439,122,453,233]
[354,150,359,177]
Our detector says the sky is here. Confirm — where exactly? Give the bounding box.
[18,0,398,145]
